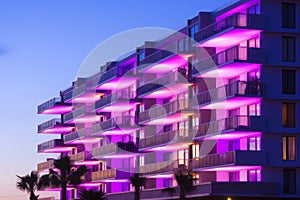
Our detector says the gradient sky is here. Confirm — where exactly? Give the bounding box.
[0,0,233,199]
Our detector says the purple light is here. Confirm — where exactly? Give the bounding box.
[141,83,189,99]
[40,126,74,134]
[198,97,261,110]
[41,106,74,114]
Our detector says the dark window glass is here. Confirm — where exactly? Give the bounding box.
[283,169,296,194]
[282,103,296,127]
[189,25,199,39]
[282,3,296,28]
[282,36,296,62]
[282,69,296,94]
[283,136,296,161]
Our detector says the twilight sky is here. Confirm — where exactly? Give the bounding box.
[0,0,233,199]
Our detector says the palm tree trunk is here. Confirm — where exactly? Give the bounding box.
[179,187,185,200]
[29,192,36,200]
[61,183,67,200]
[134,186,140,200]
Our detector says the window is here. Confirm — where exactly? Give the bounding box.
[139,51,145,62]
[247,4,260,14]
[283,136,296,161]
[282,36,296,62]
[248,137,261,151]
[248,103,261,116]
[282,3,296,28]
[163,179,173,187]
[189,24,199,40]
[282,69,296,95]
[283,169,296,194]
[282,103,296,127]
[229,140,240,151]
[122,183,130,192]
[139,155,145,166]
[229,172,240,182]
[248,169,261,182]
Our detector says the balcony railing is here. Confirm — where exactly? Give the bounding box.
[63,106,93,123]
[63,129,85,143]
[92,116,136,134]
[38,97,61,114]
[38,118,61,133]
[137,70,188,97]
[194,13,263,42]
[64,83,87,102]
[196,115,250,137]
[37,159,55,171]
[92,169,117,181]
[139,160,180,175]
[37,139,63,152]
[139,129,194,149]
[138,99,192,123]
[194,80,264,106]
[92,142,137,157]
[92,64,134,88]
[70,151,92,163]
[191,151,235,169]
[94,90,136,111]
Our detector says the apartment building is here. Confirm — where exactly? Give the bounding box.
[36,0,300,199]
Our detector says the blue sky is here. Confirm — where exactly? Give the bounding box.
[0,0,233,199]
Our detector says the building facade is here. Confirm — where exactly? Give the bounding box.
[37,0,300,199]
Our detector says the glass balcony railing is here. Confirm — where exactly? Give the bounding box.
[63,106,93,123]
[92,116,136,134]
[137,70,188,97]
[37,159,55,171]
[139,129,194,149]
[92,169,117,181]
[191,151,235,169]
[70,151,92,163]
[194,80,264,106]
[63,129,85,143]
[38,118,61,133]
[92,142,137,157]
[194,13,264,42]
[139,160,181,175]
[94,90,136,111]
[195,115,250,137]
[138,99,192,123]
[37,97,61,114]
[63,84,88,102]
[37,139,64,152]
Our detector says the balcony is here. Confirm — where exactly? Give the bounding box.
[137,70,191,98]
[91,169,129,182]
[193,46,264,78]
[37,139,73,153]
[138,99,194,125]
[139,160,181,176]
[92,116,138,135]
[194,80,264,110]
[63,106,101,124]
[92,142,137,159]
[37,97,73,114]
[64,128,100,144]
[70,151,98,165]
[195,115,265,140]
[63,83,104,103]
[93,90,137,113]
[92,64,137,90]
[139,129,195,151]
[37,118,74,134]
[37,159,55,172]
[138,41,193,74]
[194,13,265,47]
[191,151,266,171]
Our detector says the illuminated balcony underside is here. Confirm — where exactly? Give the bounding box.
[67,92,105,104]
[93,150,139,159]
[94,127,139,136]
[38,125,74,134]
[39,105,73,114]
[195,62,261,78]
[65,114,102,124]
[201,130,261,140]
[39,187,75,191]
[144,142,192,152]
[141,112,192,125]
[141,55,188,74]
[95,77,138,90]
[197,96,261,110]
[140,83,189,99]
[39,146,74,153]
[96,102,137,113]
[66,137,101,144]
[202,165,261,172]
[197,28,261,48]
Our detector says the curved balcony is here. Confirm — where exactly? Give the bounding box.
[63,106,101,124]
[138,99,194,125]
[137,70,190,98]
[63,83,104,103]
[191,150,266,171]
[91,169,130,182]
[92,116,138,135]
[37,118,74,134]
[194,80,264,110]
[37,139,73,153]
[139,160,185,176]
[193,46,265,78]
[37,97,72,114]
[93,90,137,113]
[37,159,55,172]
[195,115,265,140]
[64,128,99,144]
[92,142,137,159]
[70,151,98,165]
[194,13,265,47]
[139,129,195,151]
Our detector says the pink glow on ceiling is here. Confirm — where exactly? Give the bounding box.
[66,138,102,144]
[41,147,74,153]
[141,83,189,99]
[39,126,74,134]
[142,55,188,74]
[198,29,262,48]
[202,165,261,172]
[99,128,139,136]
[95,77,138,90]
[147,174,174,178]
[75,160,100,165]
[40,106,73,114]
[102,153,138,159]
[200,131,261,140]
[80,183,101,187]
[101,179,129,183]
[66,115,101,124]
[96,102,137,113]
[143,112,192,125]
[195,62,261,79]
[148,143,192,151]
[198,97,261,110]
[66,92,105,104]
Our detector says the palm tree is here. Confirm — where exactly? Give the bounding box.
[16,171,40,200]
[79,188,106,200]
[129,173,147,200]
[40,156,89,200]
[174,169,195,200]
